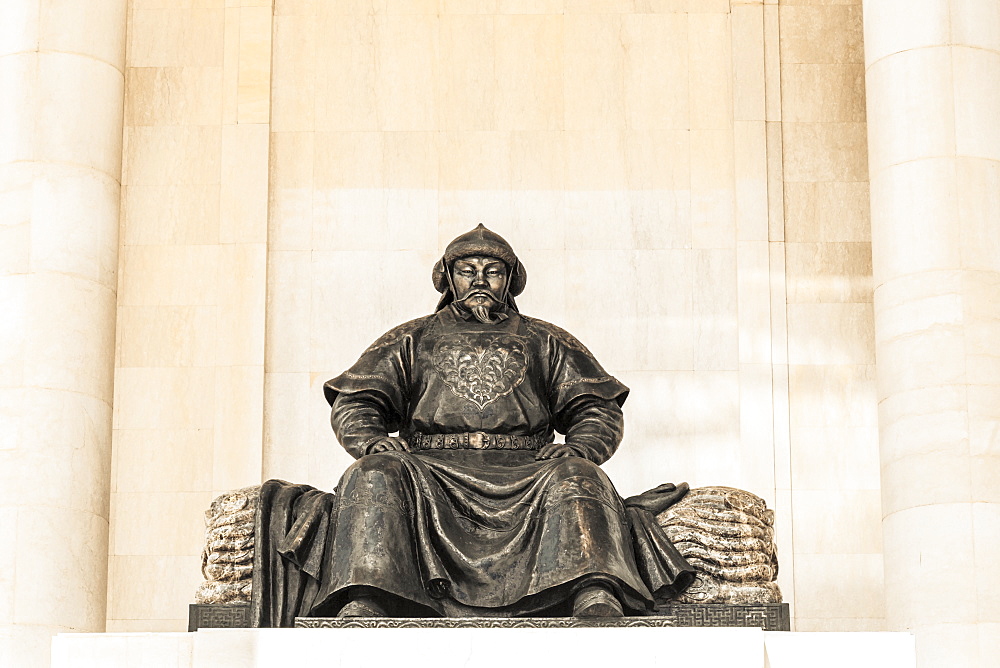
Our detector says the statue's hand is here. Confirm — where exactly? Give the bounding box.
[365,436,411,455]
[535,443,590,461]
[622,482,690,514]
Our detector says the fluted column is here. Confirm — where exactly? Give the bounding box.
[0,1,126,666]
[863,2,1000,666]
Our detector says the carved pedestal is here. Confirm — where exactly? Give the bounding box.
[295,604,789,631]
[188,604,251,632]
[187,603,790,631]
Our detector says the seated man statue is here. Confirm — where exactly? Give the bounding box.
[251,225,693,625]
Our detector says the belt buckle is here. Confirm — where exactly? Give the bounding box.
[469,432,487,449]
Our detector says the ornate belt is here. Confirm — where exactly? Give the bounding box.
[410,432,547,451]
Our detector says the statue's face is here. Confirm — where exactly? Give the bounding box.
[452,256,508,308]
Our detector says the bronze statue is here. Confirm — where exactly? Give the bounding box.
[251,225,694,626]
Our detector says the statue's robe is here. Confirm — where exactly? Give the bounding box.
[251,307,694,626]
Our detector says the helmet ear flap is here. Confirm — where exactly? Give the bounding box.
[432,258,450,294]
[507,259,527,297]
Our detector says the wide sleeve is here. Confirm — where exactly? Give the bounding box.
[532,318,630,464]
[322,318,425,459]
[555,395,625,465]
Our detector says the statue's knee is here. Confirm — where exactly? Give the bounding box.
[544,457,618,509]
[548,456,606,483]
[342,451,408,487]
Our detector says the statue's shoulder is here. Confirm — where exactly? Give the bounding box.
[520,315,593,355]
[363,314,436,354]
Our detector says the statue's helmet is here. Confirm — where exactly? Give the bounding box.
[432,224,526,309]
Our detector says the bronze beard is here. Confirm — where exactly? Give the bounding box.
[456,294,504,324]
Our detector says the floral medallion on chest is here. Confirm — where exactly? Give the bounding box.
[432,334,529,410]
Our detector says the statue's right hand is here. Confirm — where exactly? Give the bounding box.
[365,436,411,455]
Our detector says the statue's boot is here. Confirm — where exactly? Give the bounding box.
[572,584,624,618]
[338,595,388,618]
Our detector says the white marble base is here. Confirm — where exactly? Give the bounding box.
[52,627,915,668]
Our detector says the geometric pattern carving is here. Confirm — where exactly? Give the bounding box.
[661,603,789,631]
[293,604,790,631]
[295,617,678,629]
[187,604,251,632]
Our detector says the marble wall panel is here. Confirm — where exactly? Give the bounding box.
[792,489,883,555]
[110,492,212,557]
[212,365,265,494]
[112,429,214,494]
[732,5,765,123]
[0,168,32,282]
[621,14,689,130]
[689,13,733,130]
[861,0,949,67]
[34,54,125,177]
[13,507,110,630]
[497,0,564,13]
[737,241,772,363]
[738,362,777,499]
[780,4,864,66]
[119,245,222,307]
[117,306,218,368]
[128,8,224,68]
[606,370,742,496]
[0,2,38,58]
[0,390,113,524]
[950,0,1000,53]
[437,15,496,131]
[973,504,1000,621]
[0,508,15,622]
[786,302,874,365]
[220,125,269,243]
[262,371,313,481]
[121,185,221,246]
[107,555,203,621]
[865,48,956,172]
[494,15,565,131]
[791,553,884,621]
[109,0,271,632]
[0,55,40,163]
[779,0,880,631]
[783,181,871,243]
[690,129,737,249]
[125,67,223,127]
[784,242,872,303]
[692,248,739,370]
[956,158,1000,273]
[781,64,866,124]
[781,122,869,183]
[734,122,768,242]
[22,275,118,402]
[267,133,314,251]
[563,14,625,131]
[881,504,978,628]
[270,14,316,132]
[236,6,272,123]
[28,166,120,285]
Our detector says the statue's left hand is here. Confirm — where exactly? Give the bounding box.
[535,443,590,461]
[365,436,411,454]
